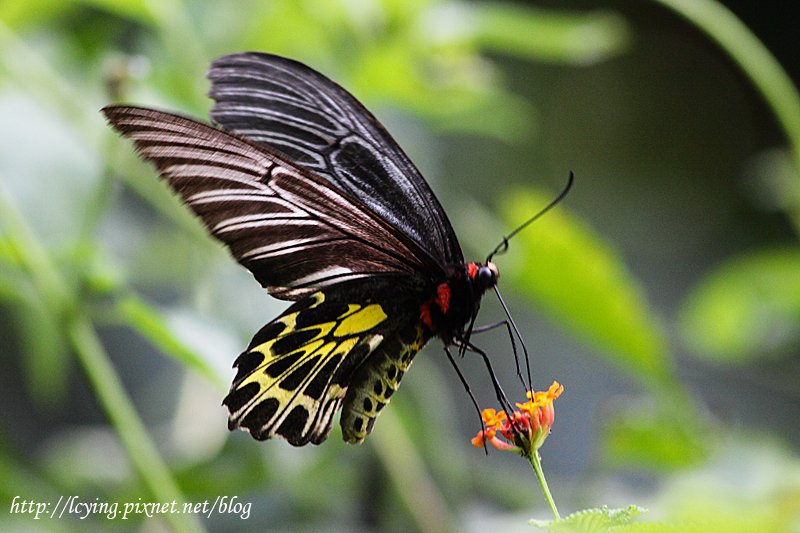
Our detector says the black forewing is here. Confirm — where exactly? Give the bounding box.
[207,52,464,268]
[102,105,437,300]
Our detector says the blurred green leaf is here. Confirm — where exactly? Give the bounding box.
[0,237,23,281]
[1,183,197,531]
[0,0,154,28]
[600,395,709,470]
[226,0,629,142]
[80,0,157,25]
[679,247,800,362]
[653,436,800,532]
[501,188,674,386]
[472,4,631,64]
[236,1,344,62]
[352,42,533,140]
[0,0,69,28]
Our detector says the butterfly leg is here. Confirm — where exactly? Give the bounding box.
[470,319,530,393]
[461,340,531,443]
[455,340,516,423]
[443,344,487,453]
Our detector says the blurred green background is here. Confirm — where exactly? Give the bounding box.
[1,0,799,531]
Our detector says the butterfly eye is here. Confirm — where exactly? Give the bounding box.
[477,264,498,290]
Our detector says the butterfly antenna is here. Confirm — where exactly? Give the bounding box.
[486,171,574,263]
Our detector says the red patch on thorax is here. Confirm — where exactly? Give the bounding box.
[467,262,479,280]
[435,283,451,314]
[420,283,452,331]
[420,302,433,329]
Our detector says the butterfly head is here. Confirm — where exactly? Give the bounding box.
[467,261,499,294]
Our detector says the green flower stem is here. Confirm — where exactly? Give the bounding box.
[651,0,800,233]
[527,450,560,520]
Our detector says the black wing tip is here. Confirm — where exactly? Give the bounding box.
[100,104,129,123]
[100,105,225,139]
[101,105,146,135]
[240,421,319,447]
[100,104,158,130]
[101,104,198,122]
[227,419,317,446]
[101,104,150,117]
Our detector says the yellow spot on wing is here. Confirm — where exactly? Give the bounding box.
[332,336,358,356]
[341,304,361,317]
[240,338,327,389]
[315,340,338,359]
[333,304,387,336]
[251,319,336,355]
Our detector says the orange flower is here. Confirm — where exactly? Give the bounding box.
[471,381,563,456]
[481,408,507,427]
[470,426,493,448]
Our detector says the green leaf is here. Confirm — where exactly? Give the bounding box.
[679,247,800,362]
[501,188,673,386]
[530,505,647,531]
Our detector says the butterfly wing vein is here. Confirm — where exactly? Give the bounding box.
[102,106,431,300]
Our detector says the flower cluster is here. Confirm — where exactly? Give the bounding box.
[471,381,563,456]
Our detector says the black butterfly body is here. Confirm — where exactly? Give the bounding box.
[103,52,499,446]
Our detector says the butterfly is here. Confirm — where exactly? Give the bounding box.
[103,52,560,446]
